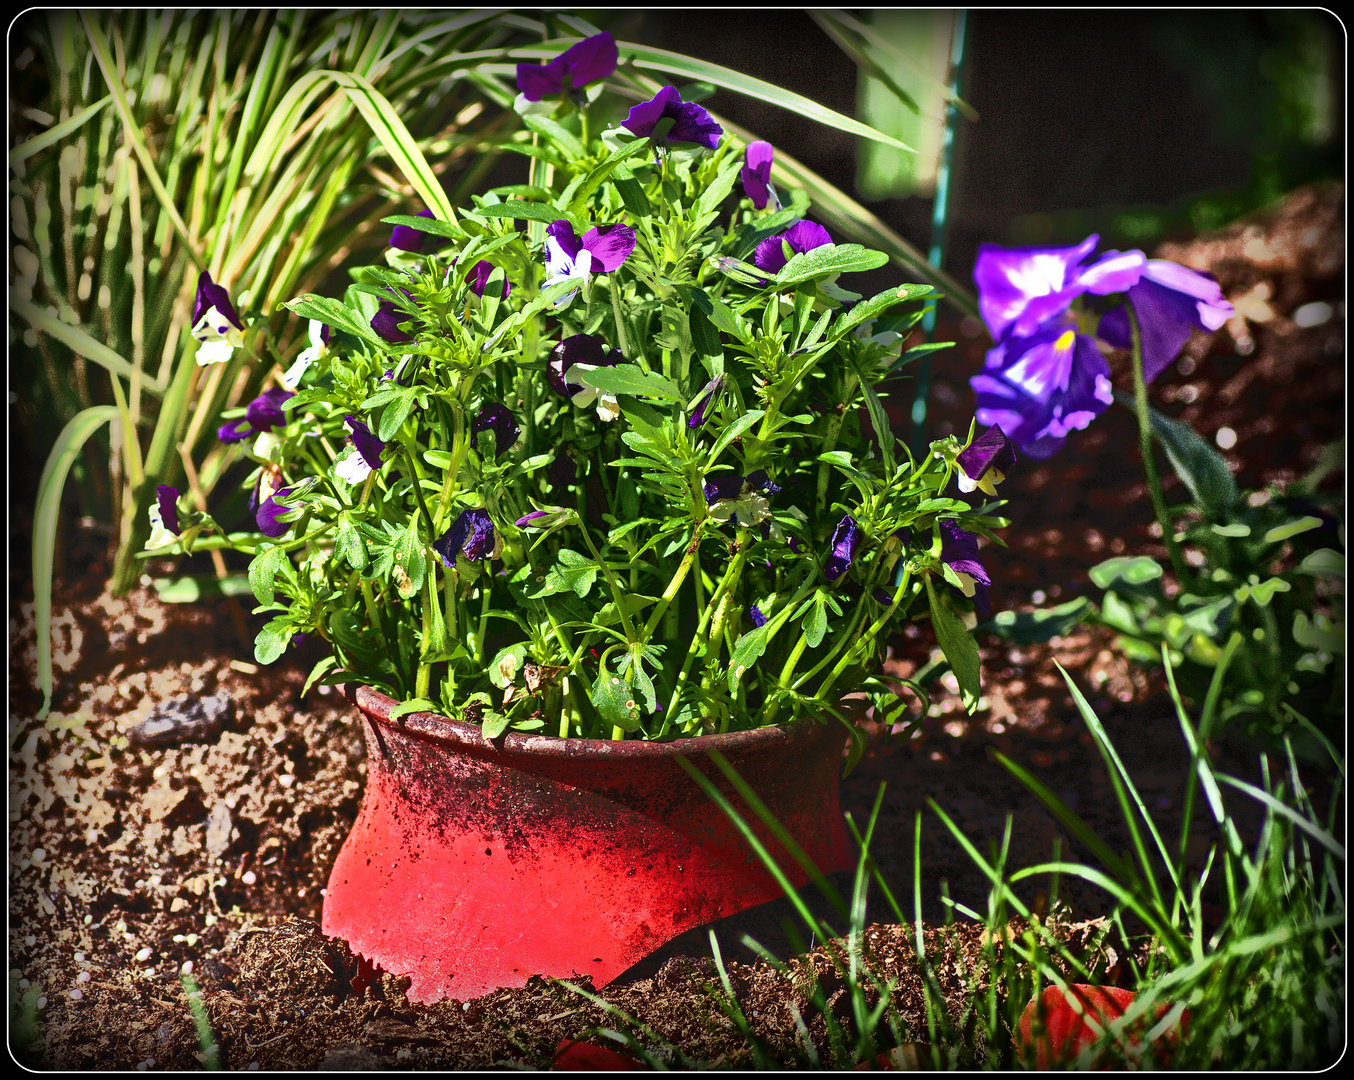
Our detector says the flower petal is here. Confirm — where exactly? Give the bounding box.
[824,515,861,582]
[580,223,637,272]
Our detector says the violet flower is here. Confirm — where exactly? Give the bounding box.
[548,333,622,421]
[256,486,297,538]
[147,485,181,547]
[749,604,767,628]
[464,259,511,300]
[1096,260,1233,382]
[824,515,861,582]
[390,209,434,253]
[740,141,778,211]
[970,317,1114,460]
[704,471,780,528]
[335,416,386,485]
[543,218,636,306]
[621,85,723,149]
[940,519,991,614]
[752,219,834,278]
[973,235,1145,343]
[218,387,294,444]
[955,424,1017,497]
[371,294,418,344]
[191,271,245,365]
[433,508,499,566]
[471,402,521,460]
[516,31,618,102]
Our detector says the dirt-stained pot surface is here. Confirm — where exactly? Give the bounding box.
[8,184,1344,1069]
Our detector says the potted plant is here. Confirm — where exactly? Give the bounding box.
[144,32,1015,1002]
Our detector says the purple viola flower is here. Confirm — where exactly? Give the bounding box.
[191,271,246,365]
[432,508,498,567]
[1096,260,1233,383]
[335,415,386,485]
[970,317,1114,460]
[740,141,777,211]
[256,486,296,539]
[516,31,618,102]
[621,85,723,150]
[390,208,434,253]
[218,387,295,443]
[704,471,778,528]
[688,374,724,429]
[973,236,1146,343]
[471,402,520,460]
[548,333,621,419]
[824,515,862,583]
[955,424,1017,497]
[749,604,767,628]
[147,484,182,547]
[464,259,511,300]
[371,288,421,344]
[752,219,834,278]
[940,519,991,614]
[192,271,244,330]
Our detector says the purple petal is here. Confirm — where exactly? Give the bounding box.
[783,219,833,254]
[245,387,294,433]
[580,223,637,272]
[517,31,617,100]
[752,219,833,276]
[546,219,584,264]
[217,419,253,443]
[703,474,745,504]
[940,520,990,586]
[470,402,520,460]
[155,485,181,535]
[745,469,781,495]
[466,259,511,299]
[548,334,615,397]
[1098,261,1233,383]
[256,487,294,538]
[391,209,434,253]
[621,85,681,138]
[824,515,861,582]
[687,374,724,429]
[193,271,243,330]
[621,85,722,149]
[344,415,386,470]
[741,141,774,209]
[956,424,1017,485]
[433,508,496,566]
[969,321,1113,459]
[749,604,767,628]
[371,299,415,343]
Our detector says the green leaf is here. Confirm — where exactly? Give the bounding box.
[392,519,427,597]
[302,656,339,699]
[1296,548,1344,578]
[248,545,291,606]
[591,666,642,731]
[1262,516,1323,545]
[152,574,254,604]
[521,113,586,159]
[32,406,119,718]
[480,710,512,739]
[1209,522,1251,537]
[727,622,772,693]
[802,594,829,649]
[378,213,464,240]
[1089,556,1165,590]
[528,548,598,599]
[691,287,753,344]
[389,697,440,722]
[283,293,389,348]
[335,513,368,572]
[1121,394,1240,518]
[1234,577,1291,607]
[773,244,889,287]
[254,618,292,666]
[980,597,1095,644]
[828,284,935,344]
[474,201,569,225]
[924,576,981,713]
[489,644,528,689]
[576,364,684,402]
[12,297,155,390]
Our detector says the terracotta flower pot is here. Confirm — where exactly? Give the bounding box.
[1015,983,1191,1069]
[321,684,855,1003]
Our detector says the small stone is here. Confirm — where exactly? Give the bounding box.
[242,871,257,886]
[69,988,83,1001]
[76,971,91,984]
[127,694,234,748]
[136,947,153,962]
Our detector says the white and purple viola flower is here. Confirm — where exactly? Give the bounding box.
[218,387,294,444]
[334,416,386,485]
[939,519,991,615]
[740,141,779,211]
[955,423,1017,497]
[548,333,622,421]
[824,515,862,583]
[516,31,618,103]
[147,485,182,548]
[621,85,723,150]
[190,271,246,366]
[282,321,330,389]
[704,470,780,529]
[433,507,500,567]
[970,235,1233,459]
[542,218,636,307]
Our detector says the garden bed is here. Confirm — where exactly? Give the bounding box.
[8,182,1343,1068]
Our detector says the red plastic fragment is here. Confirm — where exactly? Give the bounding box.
[553,1039,647,1070]
[1015,983,1190,1069]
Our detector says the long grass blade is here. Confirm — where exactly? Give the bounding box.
[9,94,112,166]
[1215,774,1346,860]
[32,407,120,718]
[12,296,159,392]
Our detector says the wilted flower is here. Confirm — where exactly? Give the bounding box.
[543,219,636,306]
[516,31,618,102]
[940,519,991,614]
[465,259,511,300]
[749,604,767,628]
[147,485,181,547]
[335,416,386,485]
[973,236,1145,343]
[752,219,833,278]
[970,317,1113,460]
[433,508,500,566]
[688,375,724,429]
[740,141,778,211]
[824,515,861,582]
[390,208,434,253]
[955,424,1017,497]
[549,333,622,421]
[621,85,723,149]
[191,271,245,365]
[515,505,575,535]
[471,402,521,460]
[218,387,294,444]
[705,472,779,528]
[1096,260,1233,382]
[282,321,330,389]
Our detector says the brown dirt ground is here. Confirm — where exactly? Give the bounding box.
[7,182,1344,1069]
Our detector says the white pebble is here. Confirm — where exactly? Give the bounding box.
[74,952,85,963]
[31,848,47,864]
[242,871,257,885]
[69,988,84,1001]
[249,1063,261,1071]
[18,978,30,990]
[135,947,153,962]
[24,935,35,947]
[181,961,194,975]
[35,996,47,1009]
[76,971,91,984]
[278,774,294,788]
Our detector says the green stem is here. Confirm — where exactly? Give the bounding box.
[574,522,638,643]
[642,520,707,641]
[1126,302,1191,587]
[816,571,913,704]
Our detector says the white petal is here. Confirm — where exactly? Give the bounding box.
[334,449,373,486]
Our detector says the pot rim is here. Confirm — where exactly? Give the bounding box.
[343,682,842,760]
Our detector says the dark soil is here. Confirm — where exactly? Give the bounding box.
[8,183,1344,1070]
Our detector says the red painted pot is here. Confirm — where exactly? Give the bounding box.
[322,684,854,1003]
